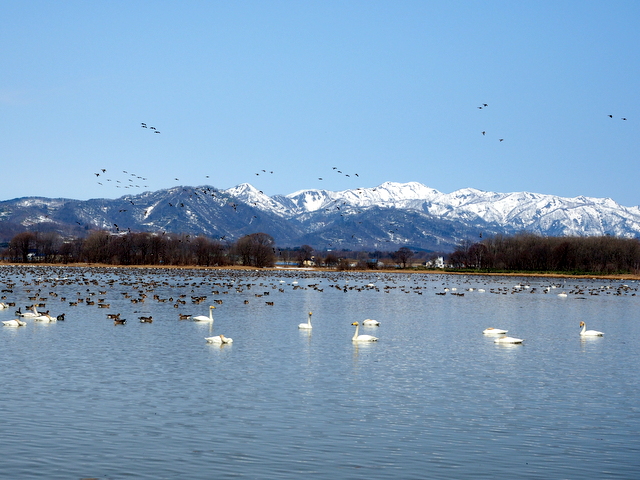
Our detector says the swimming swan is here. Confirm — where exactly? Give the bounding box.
[579,321,603,336]
[193,306,215,322]
[362,318,380,327]
[18,306,39,318]
[494,336,524,344]
[34,311,56,322]
[483,327,508,335]
[351,321,378,342]
[205,334,233,344]
[298,312,313,329]
[3,319,26,327]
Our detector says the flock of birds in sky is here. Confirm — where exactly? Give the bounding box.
[83,107,633,239]
[91,107,631,194]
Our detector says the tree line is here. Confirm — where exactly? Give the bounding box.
[0,231,435,269]
[449,233,640,274]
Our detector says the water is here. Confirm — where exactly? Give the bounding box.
[1,266,639,479]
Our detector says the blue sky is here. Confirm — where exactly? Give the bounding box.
[2,1,639,206]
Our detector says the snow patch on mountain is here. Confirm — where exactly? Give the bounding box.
[224,181,640,238]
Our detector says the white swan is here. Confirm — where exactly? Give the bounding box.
[34,311,56,322]
[298,311,313,329]
[579,321,603,336]
[18,306,39,318]
[205,334,233,344]
[0,302,8,309]
[483,327,508,335]
[494,336,524,344]
[3,319,26,327]
[193,306,215,322]
[557,292,568,298]
[351,321,378,342]
[362,318,380,327]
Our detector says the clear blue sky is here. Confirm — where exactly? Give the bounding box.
[2,1,639,206]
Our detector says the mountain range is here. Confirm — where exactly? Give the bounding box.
[1,181,639,252]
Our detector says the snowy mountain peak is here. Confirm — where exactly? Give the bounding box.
[3,181,639,251]
[222,181,640,239]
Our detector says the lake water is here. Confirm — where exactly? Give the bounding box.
[1,265,639,479]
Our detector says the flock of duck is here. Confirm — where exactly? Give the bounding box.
[0,266,623,349]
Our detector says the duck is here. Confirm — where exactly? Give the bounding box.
[193,306,215,322]
[351,321,378,342]
[205,333,233,344]
[298,312,313,329]
[579,321,603,336]
[483,327,508,335]
[139,316,153,323]
[362,318,380,327]
[3,318,26,327]
[494,336,524,344]
[114,318,127,325]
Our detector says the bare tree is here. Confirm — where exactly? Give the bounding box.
[9,232,37,262]
[392,246,414,268]
[235,233,276,267]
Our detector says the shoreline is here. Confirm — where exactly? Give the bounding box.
[1,262,638,281]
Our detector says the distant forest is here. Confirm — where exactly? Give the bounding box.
[0,230,430,269]
[449,233,640,275]
[3,230,640,275]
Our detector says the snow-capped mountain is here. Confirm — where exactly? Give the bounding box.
[229,181,640,238]
[1,182,639,251]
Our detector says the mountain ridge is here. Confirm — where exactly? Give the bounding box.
[1,182,639,251]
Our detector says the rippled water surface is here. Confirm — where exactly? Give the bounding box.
[1,266,639,479]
